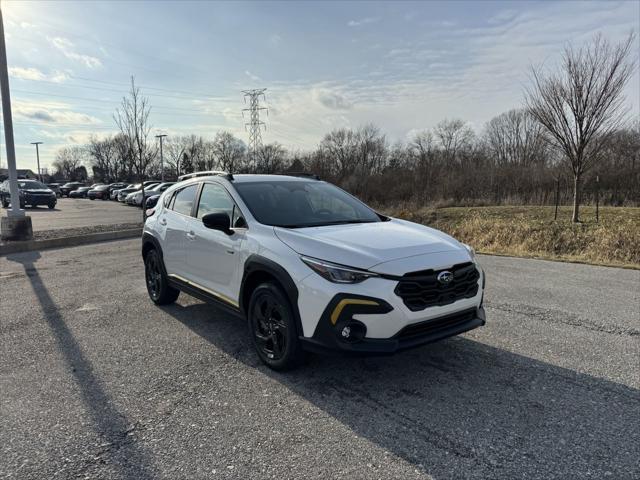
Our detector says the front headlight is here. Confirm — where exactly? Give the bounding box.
[301,256,378,284]
[462,243,476,260]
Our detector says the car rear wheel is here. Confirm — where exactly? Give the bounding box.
[144,248,179,305]
[248,282,305,371]
[48,203,55,209]
[1,197,8,208]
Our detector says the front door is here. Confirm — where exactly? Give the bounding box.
[185,182,246,307]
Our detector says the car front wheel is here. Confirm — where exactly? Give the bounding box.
[248,282,305,371]
[144,248,179,305]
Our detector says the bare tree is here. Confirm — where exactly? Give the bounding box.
[319,128,359,178]
[88,135,118,182]
[434,119,475,163]
[52,146,86,180]
[211,131,246,173]
[165,137,187,178]
[114,77,155,214]
[525,33,636,222]
[484,109,547,167]
[256,142,287,173]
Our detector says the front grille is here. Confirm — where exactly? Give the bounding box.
[395,308,477,340]
[394,262,480,311]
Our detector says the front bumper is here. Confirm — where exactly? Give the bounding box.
[296,262,485,355]
[301,305,485,355]
[22,194,56,206]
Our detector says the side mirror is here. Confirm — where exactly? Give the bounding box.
[202,212,232,234]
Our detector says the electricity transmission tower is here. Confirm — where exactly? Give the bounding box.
[242,88,267,164]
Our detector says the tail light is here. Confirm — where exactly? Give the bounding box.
[145,208,156,217]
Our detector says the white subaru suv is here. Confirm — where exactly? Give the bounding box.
[142,173,485,370]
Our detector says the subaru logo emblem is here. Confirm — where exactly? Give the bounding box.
[437,271,454,285]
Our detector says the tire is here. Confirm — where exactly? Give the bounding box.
[144,248,179,305]
[48,203,55,209]
[248,282,305,371]
[1,197,8,208]
[89,197,95,200]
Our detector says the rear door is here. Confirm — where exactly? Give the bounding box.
[159,184,198,277]
[184,182,247,306]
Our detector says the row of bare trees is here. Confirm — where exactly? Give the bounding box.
[50,33,637,221]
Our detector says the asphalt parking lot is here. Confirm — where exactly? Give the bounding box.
[1,239,639,479]
[0,198,141,232]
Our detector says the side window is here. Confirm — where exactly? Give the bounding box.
[196,183,247,228]
[171,185,197,216]
[196,183,234,219]
[163,190,174,208]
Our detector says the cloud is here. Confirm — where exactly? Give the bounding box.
[245,70,261,82]
[347,17,379,27]
[269,34,282,46]
[312,88,353,110]
[14,100,102,125]
[49,36,102,68]
[9,66,68,83]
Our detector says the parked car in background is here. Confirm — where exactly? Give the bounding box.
[144,194,161,211]
[108,182,128,194]
[88,184,111,200]
[123,182,160,204]
[69,186,92,198]
[59,182,84,197]
[118,185,140,202]
[131,182,176,207]
[1,179,57,209]
[111,183,135,200]
[46,183,62,197]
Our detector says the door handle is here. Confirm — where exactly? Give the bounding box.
[186,231,196,240]
[226,249,235,255]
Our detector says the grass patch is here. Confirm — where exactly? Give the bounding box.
[382,205,640,269]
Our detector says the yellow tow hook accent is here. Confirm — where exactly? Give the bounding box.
[330,299,379,325]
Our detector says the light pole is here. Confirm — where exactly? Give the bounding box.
[31,141,43,182]
[0,5,32,240]
[156,134,167,182]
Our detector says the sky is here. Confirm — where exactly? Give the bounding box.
[1,0,639,172]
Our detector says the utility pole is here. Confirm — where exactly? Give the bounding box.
[242,88,267,166]
[31,142,43,182]
[155,134,167,181]
[0,5,32,240]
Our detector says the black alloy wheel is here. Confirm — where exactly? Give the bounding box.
[248,282,304,370]
[144,249,179,305]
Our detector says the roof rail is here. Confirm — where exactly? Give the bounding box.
[281,172,320,180]
[177,170,234,182]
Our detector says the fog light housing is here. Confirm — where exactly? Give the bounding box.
[337,320,367,343]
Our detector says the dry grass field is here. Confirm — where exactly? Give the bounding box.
[383,205,640,269]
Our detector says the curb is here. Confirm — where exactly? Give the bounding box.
[0,228,142,256]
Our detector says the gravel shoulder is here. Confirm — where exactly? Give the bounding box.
[1,241,638,479]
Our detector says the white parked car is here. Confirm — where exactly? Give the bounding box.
[142,173,485,370]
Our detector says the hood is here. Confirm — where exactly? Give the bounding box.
[274,218,463,270]
[23,188,53,194]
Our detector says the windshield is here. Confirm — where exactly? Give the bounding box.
[234,181,381,228]
[18,181,47,189]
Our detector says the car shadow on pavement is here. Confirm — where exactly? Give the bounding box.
[163,299,640,479]
[7,251,155,480]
